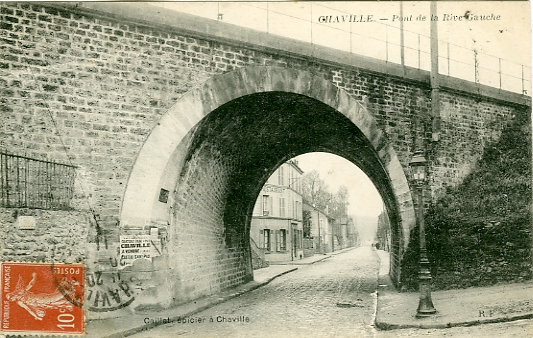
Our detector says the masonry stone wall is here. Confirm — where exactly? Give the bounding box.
[0,2,529,311]
[169,140,248,304]
[330,70,524,201]
[430,91,518,197]
[0,208,89,263]
[2,3,526,229]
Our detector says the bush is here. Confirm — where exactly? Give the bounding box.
[400,112,532,291]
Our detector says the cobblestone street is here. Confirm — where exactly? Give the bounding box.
[131,246,532,338]
[132,246,380,338]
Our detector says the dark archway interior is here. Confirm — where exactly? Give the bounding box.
[179,92,399,254]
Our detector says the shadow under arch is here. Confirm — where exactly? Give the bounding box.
[120,66,415,307]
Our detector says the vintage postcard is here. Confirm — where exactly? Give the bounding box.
[0,1,531,337]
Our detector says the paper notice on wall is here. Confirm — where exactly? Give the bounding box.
[119,234,151,268]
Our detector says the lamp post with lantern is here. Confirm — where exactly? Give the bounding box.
[409,150,437,318]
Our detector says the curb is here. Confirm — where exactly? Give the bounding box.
[370,246,391,289]
[270,247,358,266]
[269,255,330,265]
[331,246,358,254]
[100,267,298,338]
[372,248,533,331]
[374,312,533,331]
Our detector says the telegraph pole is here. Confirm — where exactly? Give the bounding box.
[430,1,440,142]
[400,1,405,68]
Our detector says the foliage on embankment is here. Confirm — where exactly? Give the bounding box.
[401,112,532,291]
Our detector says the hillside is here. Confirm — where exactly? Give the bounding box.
[400,112,532,291]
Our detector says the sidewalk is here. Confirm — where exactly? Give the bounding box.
[85,264,298,338]
[373,249,533,330]
[269,246,357,265]
[85,248,357,337]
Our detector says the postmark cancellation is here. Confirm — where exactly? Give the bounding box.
[1,262,85,335]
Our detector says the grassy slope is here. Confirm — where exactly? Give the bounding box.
[400,112,532,291]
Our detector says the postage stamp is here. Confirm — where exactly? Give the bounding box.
[1,262,85,335]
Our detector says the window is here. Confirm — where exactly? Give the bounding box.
[278,165,284,185]
[288,168,292,187]
[280,229,287,251]
[292,201,296,219]
[263,229,271,251]
[279,197,285,217]
[262,195,270,216]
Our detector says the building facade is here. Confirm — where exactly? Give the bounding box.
[303,203,333,254]
[250,160,305,262]
[334,217,360,250]
[345,217,359,248]
[376,210,391,252]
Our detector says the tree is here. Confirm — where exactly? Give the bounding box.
[302,171,350,220]
[301,170,353,249]
[329,185,349,220]
[301,170,331,210]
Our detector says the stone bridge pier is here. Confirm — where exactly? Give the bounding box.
[120,66,414,309]
[0,2,529,318]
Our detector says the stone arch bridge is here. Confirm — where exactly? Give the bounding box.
[0,2,529,314]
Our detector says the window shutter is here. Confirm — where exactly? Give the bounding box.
[276,230,280,251]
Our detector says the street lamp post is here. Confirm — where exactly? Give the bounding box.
[409,150,437,318]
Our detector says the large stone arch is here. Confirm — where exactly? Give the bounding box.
[120,66,415,307]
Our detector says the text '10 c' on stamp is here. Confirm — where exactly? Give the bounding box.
[1,262,85,335]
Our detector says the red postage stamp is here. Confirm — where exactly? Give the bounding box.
[1,262,85,334]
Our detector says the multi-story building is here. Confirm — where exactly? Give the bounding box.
[303,203,333,254]
[336,217,349,250]
[335,217,359,249]
[345,217,359,248]
[250,160,304,262]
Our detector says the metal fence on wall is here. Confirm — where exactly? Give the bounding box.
[159,2,531,96]
[259,2,531,95]
[0,152,77,210]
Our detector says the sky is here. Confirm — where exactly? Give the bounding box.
[294,152,382,243]
[146,1,532,241]
[294,152,383,218]
[153,1,531,93]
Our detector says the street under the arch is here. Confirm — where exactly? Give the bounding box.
[133,246,382,338]
[131,246,531,338]
[134,85,414,307]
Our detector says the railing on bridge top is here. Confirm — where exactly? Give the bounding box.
[155,2,531,96]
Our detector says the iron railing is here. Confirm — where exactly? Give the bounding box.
[156,2,531,96]
[0,152,76,210]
